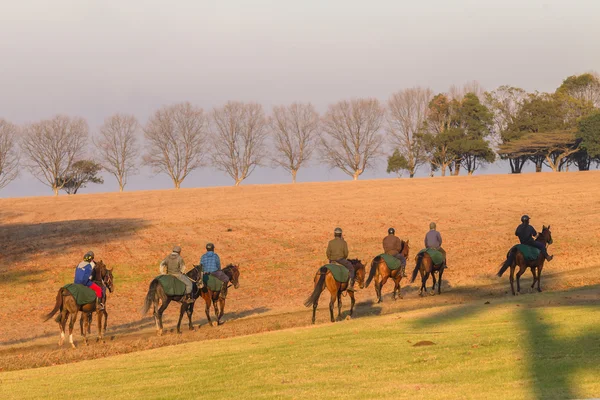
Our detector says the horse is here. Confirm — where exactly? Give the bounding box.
[410,251,445,296]
[81,263,114,337]
[141,265,203,336]
[198,264,240,326]
[43,260,114,348]
[497,225,553,295]
[303,259,366,324]
[365,240,410,303]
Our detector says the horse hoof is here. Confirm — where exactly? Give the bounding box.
[210,321,217,327]
[189,327,195,331]
[177,330,182,335]
[71,344,76,349]
[157,331,163,337]
[345,315,351,321]
[537,288,542,293]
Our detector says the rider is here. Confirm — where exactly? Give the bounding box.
[425,222,448,269]
[515,215,553,261]
[200,243,230,299]
[74,251,104,311]
[383,228,407,277]
[160,246,195,303]
[326,227,355,291]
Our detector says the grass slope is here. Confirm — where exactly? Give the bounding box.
[1,289,599,400]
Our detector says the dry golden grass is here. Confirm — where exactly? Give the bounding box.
[1,172,599,369]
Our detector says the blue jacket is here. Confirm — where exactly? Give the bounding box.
[200,251,221,273]
[74,261,93,287]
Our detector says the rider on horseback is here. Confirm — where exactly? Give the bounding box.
[516,215,553,261]
[160,246,195,303]
[200,243,230,299]
[425,222,448,269]
[74,251,104,311]
[326,227,356,291]
[383,227,407,277]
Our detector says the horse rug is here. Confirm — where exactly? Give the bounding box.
[202,274,224,292]
[514,244,541,261]
[379,254,402,270]
[156,275,187,296]
[418,248,445,266]
[324,263,349,283]
[63,283,97,306]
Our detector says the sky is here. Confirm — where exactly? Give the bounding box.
[1,0,599,197]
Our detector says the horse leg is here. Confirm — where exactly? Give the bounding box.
[530,267,538,291]
[103,310,108,333]
[187,303,195,331]
[217,298,225,326]
[156,300,170,336]
[431,272,437,295]
[213,299,220,326]
[374,273,382,303]
[348,290,355,319]
[393,276,403,300]
[380,275,390,301]
[204,297,214,327]
[421,272,429,296]
[509,266,516,296]
[438,268,444,295]
[82,312,91,346]
[537,266,543,292]
[337,291,342,320]
[516,266,526,294]
[69,311,78,348]
[176,303,187,334]
[59,310,68,347]
[329,292,335,323]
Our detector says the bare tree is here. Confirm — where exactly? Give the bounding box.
[449,80,485,101]
[386,87,433,178]
[211,101,269,186]
[0,119,19,190]
[21,115,88,196]
[144,102,209,189]
[95,114,140,192]
[320,98,384,180]
[270,103,319,183]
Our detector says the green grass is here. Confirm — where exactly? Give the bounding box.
[1,297,599,400]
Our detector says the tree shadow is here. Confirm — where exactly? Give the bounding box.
[0,218,150,266]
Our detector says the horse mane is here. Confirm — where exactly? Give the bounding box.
[399,240,405,254]
[348,259,363,268]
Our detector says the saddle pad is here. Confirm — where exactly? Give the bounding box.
[515,244,541,261]
[205,275,224,292]
[63,283,97,305]
[417,248,445,266]
[324,263,349,283]
[379,254,402,270]
[156,275,186,296]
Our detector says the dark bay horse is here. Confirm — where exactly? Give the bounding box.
[410,251,445,296]
[198,264,240,326]
[497,225,553,295]
[43,261,114,348]
[366,240,410,303]
[141,265,203,336]
[81,263,115,338]
[304,259,366,324]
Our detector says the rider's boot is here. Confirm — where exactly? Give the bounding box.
[347,278,356,292]
[401,265,407,278]
[545,254,553,262]
[96,298,105,311]
[183,293,195,304]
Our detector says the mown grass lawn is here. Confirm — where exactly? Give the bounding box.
[1,295,599,400]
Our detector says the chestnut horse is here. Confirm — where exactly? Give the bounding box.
[304,259,366,324]
[410,251,445,296]
[365,240,410,303]
[43,260,114,348]
[198,264,240,326]
[497,225,553,295]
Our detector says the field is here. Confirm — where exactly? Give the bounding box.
[1,172,600,398]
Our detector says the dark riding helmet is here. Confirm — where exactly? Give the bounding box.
[83,251,94,262]
[334,227,342,236]
[521,215,530,223]
[206,243,215,251]
[388,227,395,235]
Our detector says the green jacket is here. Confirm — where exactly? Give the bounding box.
[161,252,186,275]
[326,237,349,261]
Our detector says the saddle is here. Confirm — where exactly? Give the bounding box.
[418,248,445,266]
[322,264,350,283]
[63,284,97,305]
[514,244,541,261]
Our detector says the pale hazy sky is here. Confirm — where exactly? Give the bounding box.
[1,0,599,197]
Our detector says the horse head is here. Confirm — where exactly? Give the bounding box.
[349,259,366,289]
[225,264,240,289]
[189,265,203,282]
[540,225,553,246]
[401,240,410,259]
[96,260,114,293]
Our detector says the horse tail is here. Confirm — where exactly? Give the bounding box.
[411,253,425,283]
[141,279,160,315]
[304,267,328,308]
[43,288,63,322]
[365,256,380,288]
[497,246,517,277]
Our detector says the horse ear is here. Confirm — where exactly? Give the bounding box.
[406,239,410,244]
[542,225,546,230]
[547,225,551,230]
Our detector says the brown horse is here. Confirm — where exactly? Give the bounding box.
[43,260,114,348]
[497,225,553,295]
[410,251,445,296]
[141,265,203,336]
[81,263,115,337]
[198,264,240,326]
[365,240,410,303]
[304,259,366,324]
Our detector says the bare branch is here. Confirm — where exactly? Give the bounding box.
[386,87,433,178]
[211,101,269,186]
[143,102,209,189]
[319,98,384,180]
[0,119,19,190]
[20,115,88,196]
[270,103,320,183]
[95,114,140,192]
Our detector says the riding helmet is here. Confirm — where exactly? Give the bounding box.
[206,243,215,251]
[388,227,395,235]
[173,245,182,253]
[521,215,530,223]
[334,227,343,235]
[83,251,94,262]
[429,222,436,230]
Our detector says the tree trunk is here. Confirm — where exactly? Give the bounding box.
[468,170,474,176]
[409,172,414,178]
[441,166,446,177]
[235,178,243,186]
[352,171,359,181]
[453,162,461,176]
[53,186,59,196]
[174,180,181,189]
[291,169,297,183]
